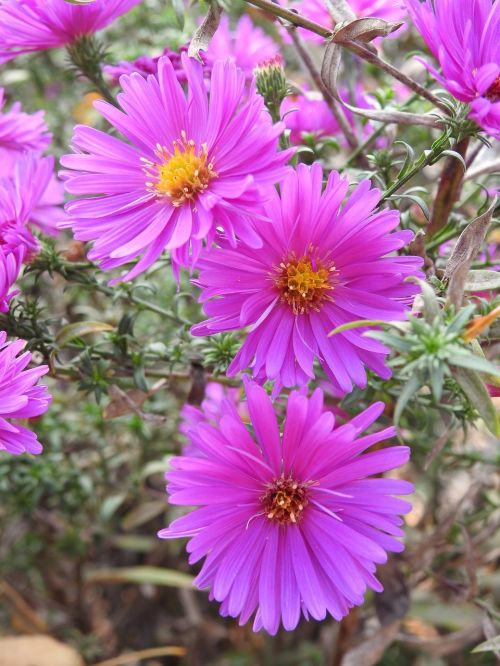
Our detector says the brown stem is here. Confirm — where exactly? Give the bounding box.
[287,27,361,154]
[428,136,470,238]
[243,0,450,115]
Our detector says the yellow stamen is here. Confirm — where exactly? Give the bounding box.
[143,131,217,207]
[274,254,336,315]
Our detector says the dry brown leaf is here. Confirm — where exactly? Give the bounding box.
[188,1,222,62]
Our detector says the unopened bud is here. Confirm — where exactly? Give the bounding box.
[254,56,289,123]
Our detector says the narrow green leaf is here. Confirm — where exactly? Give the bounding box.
[450,350,500,378]
[85,566,194,588]
[394,373,422,426]
[408,277,441,324]
[327,319,386,337]
[440,149,467,172]
[453,368,500,437]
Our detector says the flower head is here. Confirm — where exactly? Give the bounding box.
[0,331,51,455]
[180,382,247,455]
[205,15,280,78]
[0,0,142,63]
[61,55,292,281]
[0,87,51,171]
[282,84,378,145]
[104,45,193,84]
[1,153,64,253]
[192,163,423,394]
[160,379,413,634]
[405,0,500,139]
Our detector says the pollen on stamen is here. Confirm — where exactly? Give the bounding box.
[142,134,217,208]
[273,253,337,315]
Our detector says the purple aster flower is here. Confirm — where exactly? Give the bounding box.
[192,163,423,394]
[159,379,413,634]
[0,87,51,171]
[0,0,142,63]
[60,55,292,281]
[204,15,280,78]
[282,85,379,146]
[0,331,51,455]
[405,0,500,139]
[286,0,407,43]
[104,45,193,85]
[1,153,65,252]
[180,382,247,455]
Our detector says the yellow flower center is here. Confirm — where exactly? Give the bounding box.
[261,476,309,525]
[143,132,217,207]
[274,254,336,315]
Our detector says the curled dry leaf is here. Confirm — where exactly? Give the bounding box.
[321,40,444,128]
[445,197,498,309]
[188,1,223,62]
[332,17,404,44]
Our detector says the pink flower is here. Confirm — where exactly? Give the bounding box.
[0,87,51,171]
[204,15,280,78]
[61,55,292,281]
[180,382,247,455]
[405,0,500,139]
[192,163,423,394]
[0,331,51,455]
[160,379,413,634]
[282,85,379,145]
[0,0,142,63]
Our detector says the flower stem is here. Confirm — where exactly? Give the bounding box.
[67,35,117,107]
[242,0,450,115]
[428,136,470,238]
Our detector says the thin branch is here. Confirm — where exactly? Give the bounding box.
[287,27,361,154]
[243,0,450,115]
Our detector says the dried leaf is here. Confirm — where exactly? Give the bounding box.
[464,305,500,341]
[453,367,500,437]
[93,646,187,666]
[339,621,401,666]
[56,320,113,347]
[464,270,500,293]
[472,634,500,654]
[188,1,222,62]
[332,17,403,44]
[121,500,166,531]
[445,197,498,308]
[321,41,443,128]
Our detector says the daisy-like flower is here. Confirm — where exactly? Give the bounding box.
[282,85,379,146]
[289,0,407,43]
[1,154,65,252]
[180,382,247,455]
[0,0,142,63]
[0,331,51,455]
[204,15,280,79]
[160,379,413,634]
[192,163,423,394]
[104,45,193,85]
[0,87,51,172]
[60,55,292,281]
[405,0,500,139]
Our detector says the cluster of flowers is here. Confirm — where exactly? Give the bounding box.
[0,0,498,635]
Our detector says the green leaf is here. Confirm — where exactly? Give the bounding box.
[464,270,500,292]
[446,304,476,334]
[56,320,113,347]
[85,566,194,588]
[449,349,500,378]
[169,0,185,29]
[472,634,500,654]
[453,368,500,437]
[408,277,441,324]
[394,373,422,426]
[328,319,387,337]
[440,149,467,172]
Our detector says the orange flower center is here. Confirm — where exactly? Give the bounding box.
[261,476,309,524]
[143,132,217,207]
[486,75,500,102]
[274,255,336,315]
